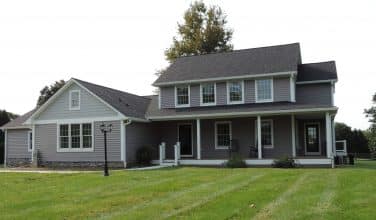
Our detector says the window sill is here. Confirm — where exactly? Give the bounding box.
[263,146,274,149]
[57,148,94,153]
[175,104,190,108]
[69,107,80,111]
[200,102,216,106]
[227,101,244,105]
[256,99,273,103]
[215,146,229,150]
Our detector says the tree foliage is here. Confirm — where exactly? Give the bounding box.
[364,93,376,158]
[0,110,18,163]
[335,122,369,155]
[37,80,66,107]
[164,1,233,62]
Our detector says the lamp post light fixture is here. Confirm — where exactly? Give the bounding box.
[100,123,112,176]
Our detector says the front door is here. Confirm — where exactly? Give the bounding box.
[305,123,321,155]
[178,124,193,157]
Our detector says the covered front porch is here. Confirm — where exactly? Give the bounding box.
[152,111,336,166]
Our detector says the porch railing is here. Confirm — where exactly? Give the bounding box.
[159,142,180,166]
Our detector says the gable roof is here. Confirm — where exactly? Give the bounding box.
[1,109,36,129]
[297,61,337,82]
[154,43,302,86]
[73,78,151,120]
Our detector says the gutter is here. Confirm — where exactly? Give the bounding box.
[121,119,132,168]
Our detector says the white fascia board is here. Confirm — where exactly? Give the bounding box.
[154,71,296,86]
[296,79,337,85]
[0,126,31,130]
[148,107,338,121]
[33,116,126,125]
[147,107,338,121]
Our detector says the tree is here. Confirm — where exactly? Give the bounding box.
[335,122,369,156]
[164,1,233,63]
[37,80,66,107]
[364,93,376,158]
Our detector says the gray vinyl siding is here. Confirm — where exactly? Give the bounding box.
[35,83,118,121]
[158,77,291,109]
[35,121,121,162]
[296,83,332,105]
[244,80,256,103]
[6,129,31,159]
[125,122,160,164]
[160,86,175,108]
[190,84,200,107]
[273,77,291,102]
[216,82,227,105]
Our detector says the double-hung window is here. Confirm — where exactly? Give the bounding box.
[58,123,93,151]
[227,81,244,104]
[69,90,80,110]
[256,79,273,102]
[175,85,190,107]
[201,83,216,105]
[215,121,232,149]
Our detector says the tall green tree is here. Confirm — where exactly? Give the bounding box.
[335,122,369,155]
[164,1,233,62]
[364,93,376,158]
[37,80,66,107]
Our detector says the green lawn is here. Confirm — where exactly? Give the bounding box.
[1,160,375,220]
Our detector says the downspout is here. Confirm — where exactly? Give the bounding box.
[121,119,132,168]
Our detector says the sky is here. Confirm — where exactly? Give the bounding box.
[0,0,375,130]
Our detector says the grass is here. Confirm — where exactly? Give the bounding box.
[1,160,375,220]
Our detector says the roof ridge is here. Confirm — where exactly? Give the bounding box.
[72,78,151,100]
[174,42,300,59]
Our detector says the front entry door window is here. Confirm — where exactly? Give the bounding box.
[178,124,193,157]
[305,123,321,155]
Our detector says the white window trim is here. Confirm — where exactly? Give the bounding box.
[215,121,232,150]
[57,122,94,152]
[27,131,33,152]
[255,78,274,103]
[200,83,216,106]
[226,81,244,104]
[304,122,321,155]
[175,85,190,108]
[254,119,274,149]
[69,90,81,110]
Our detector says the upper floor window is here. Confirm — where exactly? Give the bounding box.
[256,79,273,102]
[200,83,216,105]
[69,90,80,110]
[175,85,190,107]
[227,81,244,104]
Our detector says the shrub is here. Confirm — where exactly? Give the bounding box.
[136,146,153,166]
[272,156,296,168]
[225,155,247,168]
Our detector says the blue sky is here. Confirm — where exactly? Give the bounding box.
[0,0,375,129]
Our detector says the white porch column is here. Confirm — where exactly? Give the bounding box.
[332,117,336,154]
[196,119,201,159]
[291,114,296,157]
[325,112,333,158]
[174,142,181,166]
[120,120,126,167]
[159,142,166,165]
[4,129,7,168]
[257,115,262,159]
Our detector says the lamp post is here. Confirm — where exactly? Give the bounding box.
[100,123,112,176]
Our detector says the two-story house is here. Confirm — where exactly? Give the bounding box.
[1,43,338,167]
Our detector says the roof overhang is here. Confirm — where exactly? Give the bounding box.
[153,71,297,87]
[296,79,337,85]
[147,107,338,121]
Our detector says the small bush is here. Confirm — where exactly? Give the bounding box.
[272,156,296,168]
[136,146,153,166]
[225,155,247,168]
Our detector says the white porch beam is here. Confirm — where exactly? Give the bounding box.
[291,114,296,157]
[257,115,262,159]
[196,119,201,159]
[325,112,333,158]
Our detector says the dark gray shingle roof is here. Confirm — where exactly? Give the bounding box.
[297,61,337,82]
[74,79,151,120]
[154,43,302,85]
[1,109,36,129]
[145,95,336,119]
